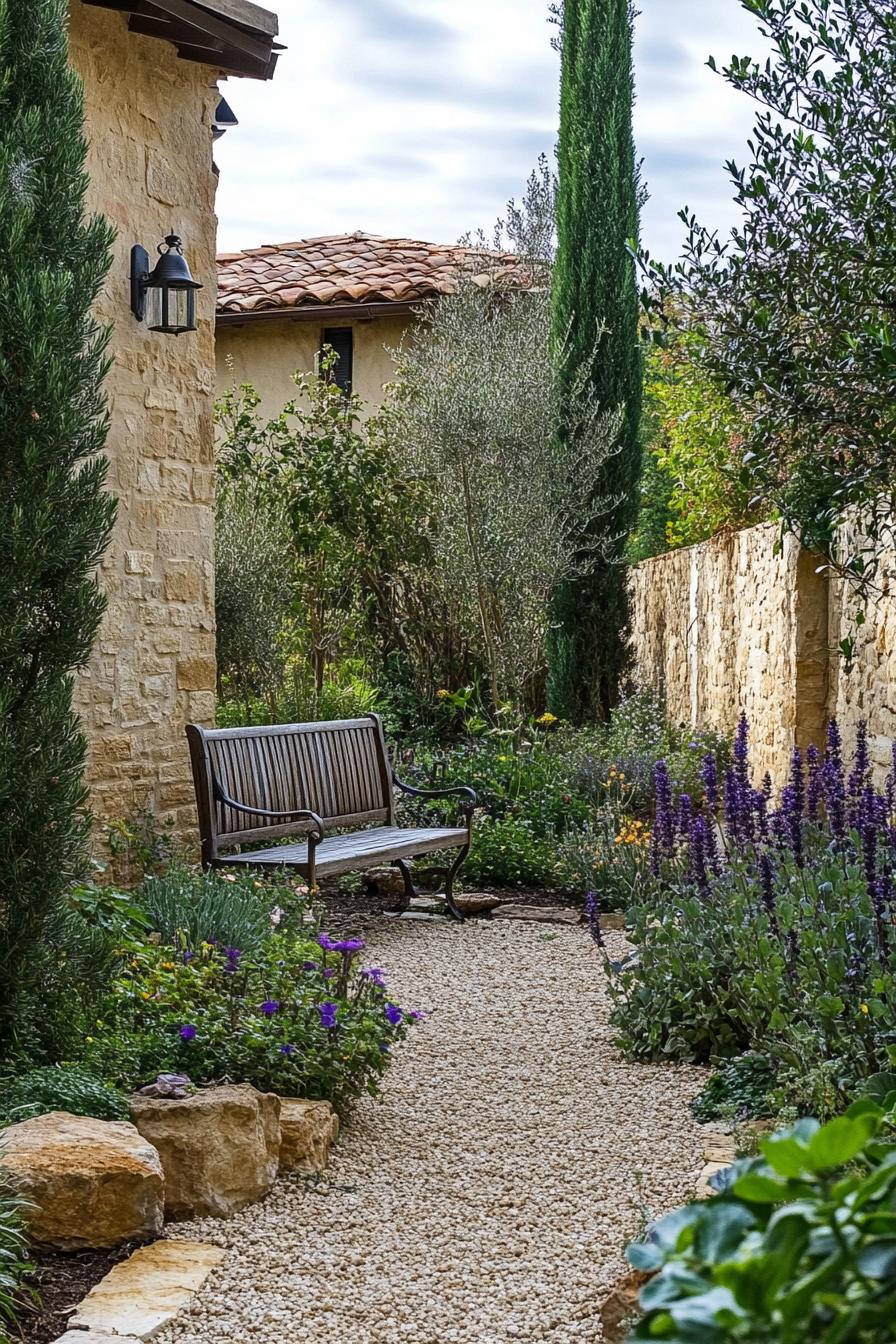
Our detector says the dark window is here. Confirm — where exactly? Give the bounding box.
[321,327,354,395]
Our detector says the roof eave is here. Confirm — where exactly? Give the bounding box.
[216,299,428,326]
[81,0,281,80]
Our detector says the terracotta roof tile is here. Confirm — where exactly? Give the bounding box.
[216,231,532,315]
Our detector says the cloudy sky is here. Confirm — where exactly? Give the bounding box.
[216,0,766,263]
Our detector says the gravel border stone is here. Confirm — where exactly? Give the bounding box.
[158,921,705,1344]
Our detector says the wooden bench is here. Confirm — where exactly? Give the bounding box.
[185,714,476,921]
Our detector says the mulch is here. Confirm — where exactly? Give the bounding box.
[16,1243,135,1344]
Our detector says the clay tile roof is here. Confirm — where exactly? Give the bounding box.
[216,231,533,316]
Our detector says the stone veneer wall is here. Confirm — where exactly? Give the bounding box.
[629,523,830,786]
[68,3,220,840]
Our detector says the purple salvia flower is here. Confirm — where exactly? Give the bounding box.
[677,793,693,842]
[734,712,751,798]
[318,1001,338,1029]
[753,789,769,841]
[779,785,804,867]
[222,947,242,974]
[848,721,871,806]
[761,772,773,801]
[785,927,800,984]
[806,743,822,821]
[585,890,606,948]
[822,749,847,846]
[653,759,675,858]
[790,748,805,820]
[701,753,719,811]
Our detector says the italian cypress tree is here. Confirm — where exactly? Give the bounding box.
[0,0,116,1047]
[547,0,642,721]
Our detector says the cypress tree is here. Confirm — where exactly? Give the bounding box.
[0,0,116,1046]
[547,0,642,721]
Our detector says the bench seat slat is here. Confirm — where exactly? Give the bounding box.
[219,825,469,879]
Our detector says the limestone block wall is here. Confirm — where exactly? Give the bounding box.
[828,535,896,778]
[69,3,220,840]
[630,523,830,785]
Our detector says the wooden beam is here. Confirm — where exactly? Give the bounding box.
[80,0,280,78]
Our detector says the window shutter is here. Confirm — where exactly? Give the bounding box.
[321,327,354,396]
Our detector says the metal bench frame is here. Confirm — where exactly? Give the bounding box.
[186,714,476,921]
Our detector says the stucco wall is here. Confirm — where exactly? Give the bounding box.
[630,523,830,785]
[69,3,219,840]
[215,313,411,418]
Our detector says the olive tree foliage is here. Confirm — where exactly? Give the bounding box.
[642,0,896,598]
[215,363,428,711]
[386,175,618,713]
[214,479,290,714]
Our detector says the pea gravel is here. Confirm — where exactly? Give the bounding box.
[159,919,706,1344]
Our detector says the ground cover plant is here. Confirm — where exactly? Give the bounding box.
[598,715,896,1116]
[627,1091,896,1342]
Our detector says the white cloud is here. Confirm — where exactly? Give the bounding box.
[215,0,769,262]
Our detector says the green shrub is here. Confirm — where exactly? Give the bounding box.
[628,1095,896,1343]
[0,1065,129,1126]
[81,931,418,1112]
[690,1053,778,1124]
[134,864,308,954]
[0,1166,34,1343]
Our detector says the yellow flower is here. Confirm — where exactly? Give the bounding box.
[860,1003,870,1014]
[85,1035,94,1043]
[537,712,557,726]
[141,991,152,1000]
[161,961,175,970]
[436,688,449,700]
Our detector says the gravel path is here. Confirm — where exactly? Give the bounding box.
[161,919,705,1344]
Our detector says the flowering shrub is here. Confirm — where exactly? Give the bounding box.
[396,691,729,894]
[602,715,896,1115]
[80,929,417,1112]
[628,1093,896,1343]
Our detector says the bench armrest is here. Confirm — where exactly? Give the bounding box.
[392,771,477,822]
[212,778,325,836]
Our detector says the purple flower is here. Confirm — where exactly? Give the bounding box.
[409,1010,426,1022]
[182,950,194,965]
[260,1000,280,1017]
[806,744,822,821]
[318,932,365,955]
[687,816,712,895]
[302,961,318,972]
[322,967,337,979]
[361,967,387,989]
[222,947,242,973]
[848,721,871,810]
[701,754,719,811]
[585,890,606,948]
[179,1024,197,1041]
[677,793,693,842]
[318,1001,338,1029]
[384,1003,403,1027]
[651,759,675,867]
[279,1043,296,1056]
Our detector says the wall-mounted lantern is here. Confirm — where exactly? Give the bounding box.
[131,234,203,336]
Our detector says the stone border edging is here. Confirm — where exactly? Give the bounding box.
[67,1239,225,1339]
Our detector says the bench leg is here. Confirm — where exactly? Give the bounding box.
[391,858,416,915]
[443,844,469,923]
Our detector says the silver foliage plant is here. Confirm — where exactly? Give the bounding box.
[385,159,620,712]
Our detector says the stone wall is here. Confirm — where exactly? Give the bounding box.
[629,523,830,785]
[828,534,896,778]
[69,3,220,842]
[215,313,411,419]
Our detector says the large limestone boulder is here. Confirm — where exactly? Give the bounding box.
[130,1084,280,1219]
[0,1112,164,1249]
[278,1099,339,1174]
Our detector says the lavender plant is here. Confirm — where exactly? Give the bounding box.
[604,715,896,1115]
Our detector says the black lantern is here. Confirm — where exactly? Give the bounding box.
[131,235,203,335]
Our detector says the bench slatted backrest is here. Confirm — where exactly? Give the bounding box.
[186,715,394,863]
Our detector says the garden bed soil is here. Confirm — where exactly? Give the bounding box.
[17,1242,135,1344]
